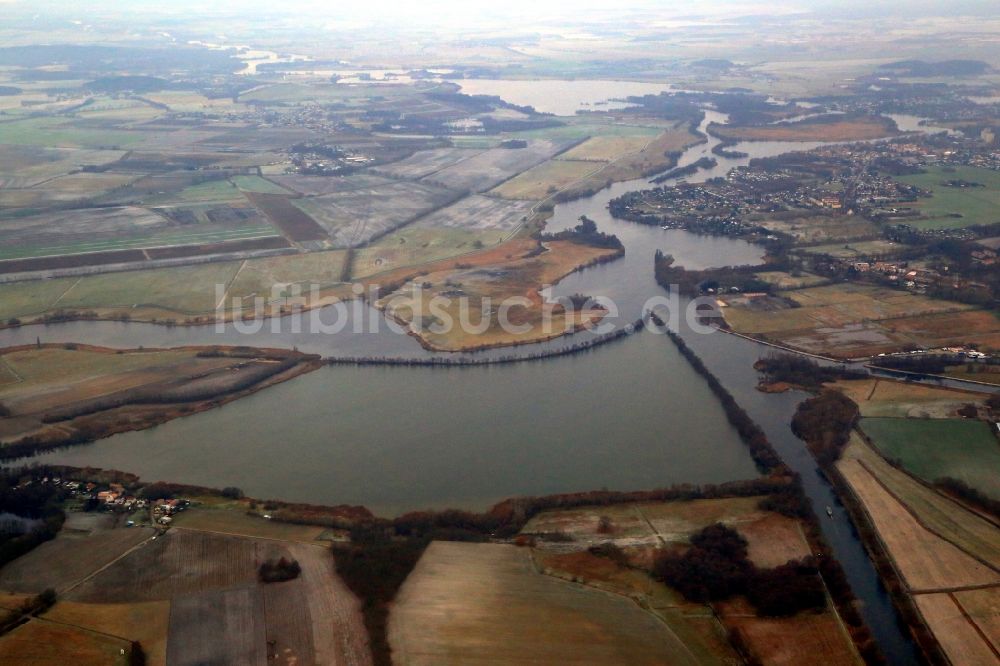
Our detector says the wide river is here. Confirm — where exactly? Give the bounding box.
[6,103,935,661]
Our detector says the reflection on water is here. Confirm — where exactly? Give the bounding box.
[454,79,674,115]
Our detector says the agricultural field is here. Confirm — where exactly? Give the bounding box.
[0,145,126,188]
[166,586,268,665]
[796,239,904,259]
[420,139,571,193]
[268,173,402,197]
[557,133,659,162]
[231,174,294,195]
[0,618,134,666]
[44,600,171,666]
[373,147,483,180]
[753,271,829,290]
[170,506,328,543]
[389,541,696,665]
[583,125,701,184]
[831,378,989,419]
[837,433,1000,590]
[0,172,136,208]
[860,417,1000,498]
[943,363,1000,385]
[291,178,460,247]
[225,250,351,299]
[412,194,533,233]
[68,529,260,599]
[55,528,370,666]
[716,597,862,666]
[708,115,897,142]
[490,158,600,200]
[914,592,1000,666]
[0,526,154,594]
[757,213,879,244]
[38,261,242,315]
[0,247,358,324]
[720,283,997,358]
[0,115,152,149]
[0,206,165,259]
[351,227,507,279]
[896,166,1000,229]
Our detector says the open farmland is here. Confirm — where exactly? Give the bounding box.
[244,192,331,243]
[0,526,154,594]
[351,226,507,279]
[170,506,328,542]
[291,178,461,247]
[36,261,241,314]
[720,283,996,357]
[708,115,898,142]
[0,145,126,188]
[944,363,1000,385]
[832,378,988,418]
[412,194,533,232]
[166,587,268,666]
[389,541,697,665]
[420,139,571,192]
[914,592,1000,666]
[490,158,600,200]
[0,206,171,259]
[557,133,659,162]
[849,434,1000,565]
[225,249,351,298]
[952,587,1000,657]
[0,115,153,148]
[62,528,370,666]
[267,174,401,197]
[0,172,136,208]
[373,147,483,179]
[757,213,879,244]
[0,618,133,666]
[897,166,1000,229]
[837,433,1000,591]
[717,597,862,666]
[0,261,241,320]
[69,530,278,602]
[861,417,1000,499]
[43,600,171,666]
[0,248,354,323]
[753,271,829,290]
[796,239,904,259]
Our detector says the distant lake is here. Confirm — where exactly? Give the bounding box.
[454,79,673,116]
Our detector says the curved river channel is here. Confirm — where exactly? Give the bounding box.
[5,110,934,662]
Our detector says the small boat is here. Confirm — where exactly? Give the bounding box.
[826,506,834,518]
